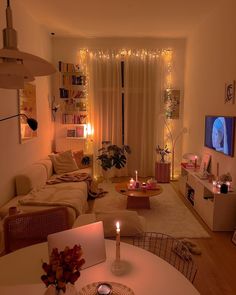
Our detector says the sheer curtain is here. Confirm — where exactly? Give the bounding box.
[87,51,123,177]
[124,54,164,177]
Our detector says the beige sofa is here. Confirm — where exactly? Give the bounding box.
[0,158,92,226]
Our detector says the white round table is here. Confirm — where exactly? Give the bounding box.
[0,240,199,295]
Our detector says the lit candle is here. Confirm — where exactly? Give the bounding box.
[212,180,217,187]
[216,162,219,179]
[116,221,120,261]
[129,178,135,189]
[226,181,231,191]
[135,170,138,182]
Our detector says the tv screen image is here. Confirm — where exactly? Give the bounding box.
[204,116,235,157]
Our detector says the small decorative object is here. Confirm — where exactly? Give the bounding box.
[96,283,113,295]
[212,180,217,187]
[225,80,235,104]
[220,183,228,194]
[220,172,232,183]
[156,145,171,163]
[41,245,85,294]
[128,178,135,189]
[194,156,198,169]
[97,141,131,171]
[146,178,157,189]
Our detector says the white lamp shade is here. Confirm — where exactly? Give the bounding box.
[0,48,56,76]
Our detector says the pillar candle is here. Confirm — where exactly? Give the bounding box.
[135,170,138,182]
[116,221,120,261]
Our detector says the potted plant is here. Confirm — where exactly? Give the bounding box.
[156,145,171,163]
[97,141,131,171]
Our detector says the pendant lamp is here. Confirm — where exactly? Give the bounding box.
[0,0,56,89]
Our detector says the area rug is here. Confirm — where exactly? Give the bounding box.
[93,182,210,238]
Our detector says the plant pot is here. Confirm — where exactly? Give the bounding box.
[102,169,112,183]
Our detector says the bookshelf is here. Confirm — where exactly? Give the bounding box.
[58,61,88,139]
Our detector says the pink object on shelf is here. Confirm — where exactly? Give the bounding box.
[155,162,170,183]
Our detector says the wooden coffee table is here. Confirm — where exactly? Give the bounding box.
[115,182,163,209]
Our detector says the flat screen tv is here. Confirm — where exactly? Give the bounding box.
[204,116,235,157]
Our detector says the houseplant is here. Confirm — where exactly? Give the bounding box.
[97,141,131,171]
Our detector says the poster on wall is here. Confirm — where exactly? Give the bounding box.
[164,89,180,119]
[224,80,235,104]
[18,83,37,143]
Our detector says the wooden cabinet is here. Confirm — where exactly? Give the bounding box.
[179,166,236,231]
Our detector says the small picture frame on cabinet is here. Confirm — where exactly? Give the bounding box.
[232,230,236,245]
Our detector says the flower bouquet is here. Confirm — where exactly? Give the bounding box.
[41,245,85,294]
[156,145,171,163]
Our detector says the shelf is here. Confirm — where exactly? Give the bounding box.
[66,137,86,140]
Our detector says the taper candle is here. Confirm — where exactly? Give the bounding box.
[135,170,138,182]
[116,221,120,261]
[194,156,197,169]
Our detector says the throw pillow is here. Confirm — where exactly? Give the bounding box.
[95,210,145,237]
[73,150,84,169]
[49,150,78,174]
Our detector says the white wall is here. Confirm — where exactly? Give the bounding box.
[0,1,54,206]
[183,0,236,185]
[52,37,186,172]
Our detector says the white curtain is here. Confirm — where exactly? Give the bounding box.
[124,54,164,177]
[87,51,123,177]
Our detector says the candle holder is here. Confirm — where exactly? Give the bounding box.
[111,259,128,276]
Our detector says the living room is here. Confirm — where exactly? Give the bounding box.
[0,0,236,294]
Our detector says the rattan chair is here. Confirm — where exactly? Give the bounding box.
[4,207,70,254]
[133,232,197,283]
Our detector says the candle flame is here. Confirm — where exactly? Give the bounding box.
[116,221,120,230]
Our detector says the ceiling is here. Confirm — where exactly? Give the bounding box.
[18,0,221,38]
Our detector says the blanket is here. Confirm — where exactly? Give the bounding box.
[18,183,88,216]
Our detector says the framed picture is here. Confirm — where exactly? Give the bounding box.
[18,83,37,143]
[232,230,236,245]
[199,153,211,174]
[164,89,180,119]
[225,80,235,104]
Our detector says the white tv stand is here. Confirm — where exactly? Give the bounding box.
[179,166,236,231]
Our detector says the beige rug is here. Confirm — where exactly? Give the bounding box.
[93,182,210,238]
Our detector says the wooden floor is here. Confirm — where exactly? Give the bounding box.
[171,181,236,295]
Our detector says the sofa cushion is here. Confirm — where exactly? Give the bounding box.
[15,164,48,195]
[35,158,53,179]
[49,150,78,174]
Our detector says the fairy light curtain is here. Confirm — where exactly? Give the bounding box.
[79,49,173,177]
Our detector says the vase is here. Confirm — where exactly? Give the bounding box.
[44,284,78,295]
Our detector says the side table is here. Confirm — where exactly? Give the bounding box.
[155,162,170,183]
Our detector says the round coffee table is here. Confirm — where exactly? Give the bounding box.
[115,182,163,209]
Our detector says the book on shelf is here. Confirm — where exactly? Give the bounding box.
[76,126,85,138]
[67,129,76,137]
[58,61,80,73]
